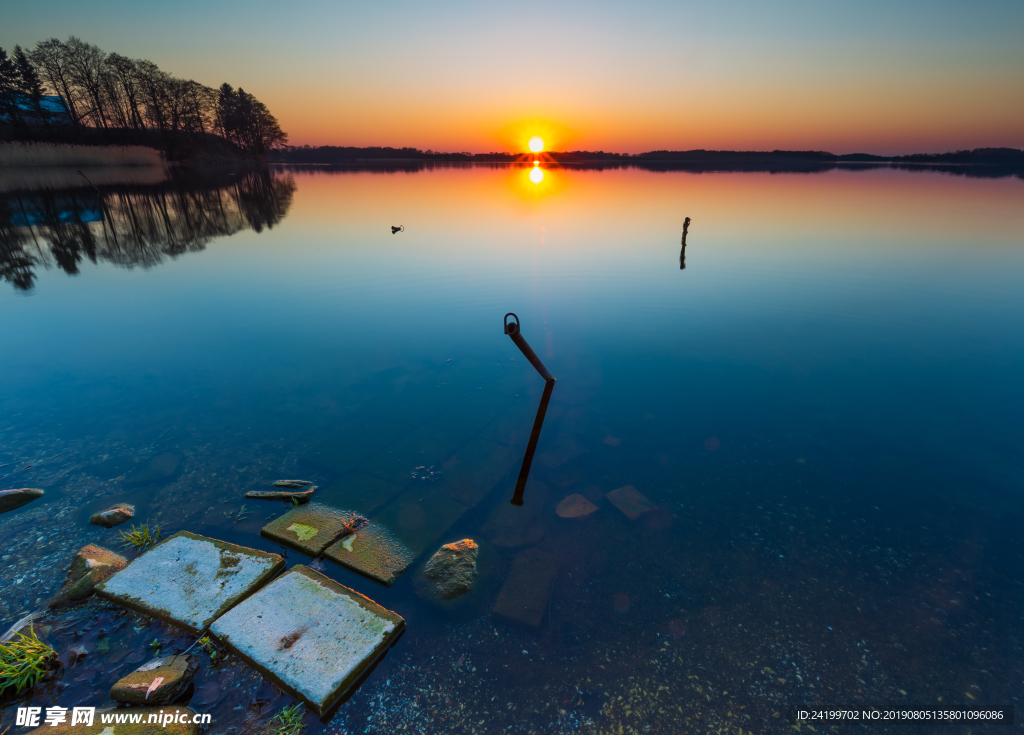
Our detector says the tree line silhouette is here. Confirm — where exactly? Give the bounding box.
[0,37,286,157]
[0,169,296,291]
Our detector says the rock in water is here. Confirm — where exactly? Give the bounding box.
[125,452,180,486]
[274,479,314,488]
[555,494,599,519]
[245,487,316,503]
[422,539,478,600]
[49,545,127,608]
[0,487,44,514]
[110,654,199,704]
[90,503,135,527]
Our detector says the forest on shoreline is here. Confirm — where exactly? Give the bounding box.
[0,37,286,161]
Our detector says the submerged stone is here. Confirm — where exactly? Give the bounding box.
[492,547,560,628]
[422,539,478,600]
[96,531,284,634]
[605,485,658,520]
[246,487,316,503]
[0,487,43,514]
[50,544,127,608]
[125,453,181,486]
[90,503,135,527]
[23,706,203,734]
[274,479,314,488]
[555,493,599,519]
[323,520,415,586]
[260,503,364,556]
[210,564,404,715]
[110,653,199,704]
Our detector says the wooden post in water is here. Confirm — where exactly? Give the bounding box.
[680,216,691,269]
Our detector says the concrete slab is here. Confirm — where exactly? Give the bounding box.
[492,547,560,627]
[372,487,469,557]
[443,437,517,507]
[302,418,409,475]
[95,531,284,634]
[605,485,657,520]
[210,565,404,715]
[318,472,406,516]
[260,503,362,556]
[323,521,415,586]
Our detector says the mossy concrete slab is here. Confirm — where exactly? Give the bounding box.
[210,565,404,715]
[23,706,202,734]
[95,531,284,634]
[260,502,362,556]
[323,521,415,586]
[493,547,560,628]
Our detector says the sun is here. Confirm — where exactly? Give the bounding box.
[529,166,545,184]
[528,136,544,153]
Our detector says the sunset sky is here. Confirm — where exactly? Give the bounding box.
[5,0,1023,154]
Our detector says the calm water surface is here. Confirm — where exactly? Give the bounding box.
[1,164,1022,733]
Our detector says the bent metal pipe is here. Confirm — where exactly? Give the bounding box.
[504,312,556,505]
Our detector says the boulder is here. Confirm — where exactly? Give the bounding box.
[422,539,478,600]
[0,487,44,514]
[90,503,135,527]
[110,654,199,704]
[245,487,316,503]
[555,494,599,519]
[274,479,314,488]
[49,545,127,608]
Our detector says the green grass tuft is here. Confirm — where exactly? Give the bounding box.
[272,703,305,735]
[0,626,58,698]
[119,521,162,551]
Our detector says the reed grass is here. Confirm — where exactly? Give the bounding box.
[119,520,163,551]
[0,626,58,698]
[272,704,305,735]
[0,142,163,168]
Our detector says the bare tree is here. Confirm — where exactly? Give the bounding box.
[64,36,109,128]
[29,38,83,127]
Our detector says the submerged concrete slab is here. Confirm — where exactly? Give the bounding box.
[210,565,404,715]
[260,503,362,556]
[492,547,560,627]
[318,472,406,516]
[323,521,415,586]
[96,531,284,634]
[606,485,658,520]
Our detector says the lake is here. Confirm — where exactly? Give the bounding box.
[1,163,1022,733]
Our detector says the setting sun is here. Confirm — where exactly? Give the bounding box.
[528,136,544,153]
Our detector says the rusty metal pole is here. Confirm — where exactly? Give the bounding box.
[504,313,556,506]
[504,313,555,383]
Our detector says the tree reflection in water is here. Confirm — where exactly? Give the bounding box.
[0,168,296,291]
